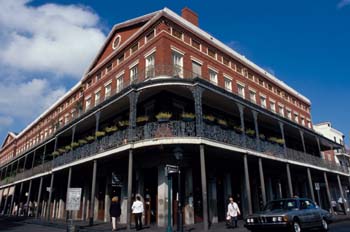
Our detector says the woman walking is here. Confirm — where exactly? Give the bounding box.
[110,196,121,231]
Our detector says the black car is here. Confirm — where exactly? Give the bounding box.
[245,198,332,232]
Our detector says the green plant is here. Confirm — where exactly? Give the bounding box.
[245,129,255,136]
[65,145,71,151]
[95,131,106,138]
[136,116,149,123]
[71,142,79,148]
[276,138,285,145]
[156,112,172,120]
[104,126,118,133]
[78,139,87,145]
[234,126,243,133]
[203,115,215,122]
[217,119,228,126]
[118,120,129,127]
[181,112,195,119]
[268,137,279,143]
[259,134,266,140]
[86,135,95,141]
[58,148,66,154]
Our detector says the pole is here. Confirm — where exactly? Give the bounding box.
[47,173,55,221]
[127,150,133,230]
[89,160,97,226]
[36,177,43,218]
[167,175,173,232]
[244,154,252,214]
[200,145,208,231]
[66,167,72,221]
[307,168,315,202]
[258,158,266,207]
[177,167,183,232]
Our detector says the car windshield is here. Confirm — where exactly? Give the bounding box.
[264,199,298,211]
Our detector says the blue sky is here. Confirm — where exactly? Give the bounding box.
[0,0,349,145]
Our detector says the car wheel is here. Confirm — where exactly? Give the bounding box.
[321,218,328,231]
[291,220,301,232]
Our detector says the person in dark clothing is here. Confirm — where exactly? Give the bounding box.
[110,196,121,231]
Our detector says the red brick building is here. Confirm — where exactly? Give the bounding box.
[0,7,348,229]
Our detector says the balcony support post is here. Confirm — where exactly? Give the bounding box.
[25,179,33,216]
[9,185,16,216]
[244,154,252,214]
[252,110,261,151]
[337,175,349,215]
[279,122,287,156]
[200,145,208,231]
[192,86,204,137]
[237,103,246,148]
[66,167,72,221]
[2,187,9,215]
[31,150,36,169]
[23,155,28,172]
[307,168,315,202]
[54,136,58,152]
[35,177,43,218]
[16,182,24,216]
[128,91,139,142]
[42,145,47,164]
[127,149,133,230]
[95,111,101,133]
[258,158,266,206]
[89,160,97,226]
[323,172,334,214]
[15,158,20,175]
[47,173,55,221]
[286,163,293,197]
[316,136,322,157]
[299,130,306,154]
[71,126,76,150]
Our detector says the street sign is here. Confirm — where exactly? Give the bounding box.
[66,188,82,211]
[112,172,123,187]
[165,165,179,176]
[315,182,320,191]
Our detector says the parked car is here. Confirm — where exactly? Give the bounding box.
[245,198,332,232]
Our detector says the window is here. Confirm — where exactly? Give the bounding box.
[223,57,230,66]
[270,101,276,112]
[105,83,112,99]
[116,75,124,93]
[117,54,124,64]
[260,96,267,108]
[106,63,112,73]
[192,61,202,77]
[191,39,201,50]
[130,65,138,82]
[209,69,218,84]
[307,121,311,128]
[279,105,284,116]
[287,110,292,119]
[208,48,216,59]
[85,98,91,111]
[96,72,101,81]
[224,78,232,91]
[301,117,305,126]
[95,91,100,106]
[249,90,256,103]
[130,43,138,54]
[172,51,183,78]
[145,53,155,78]
[172,28,183,39]
[294,113,299,123]
[146,30,155,42]
[237,83,245,99]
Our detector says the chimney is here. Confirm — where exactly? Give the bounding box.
[181,7,199,26]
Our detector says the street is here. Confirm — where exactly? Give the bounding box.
[1,217,350,232]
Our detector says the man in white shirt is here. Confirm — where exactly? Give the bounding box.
[132,196,144,230]
[227,197,240,228]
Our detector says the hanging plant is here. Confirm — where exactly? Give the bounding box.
[58,148,66,154]
[217,119,228,128]
[104,126,118,134]
[245,129,256,137]
[95,131,106,138]
[203,115,215,124]
[156,112,172,122]
[268,137,279,144]
[136,116,149,124]
[78,139,87,145]
[276,138,285,146]
[65,145,71,151]
[259,134,266,141]
[118,120,129,128]
[71,142,80,149]
[86,135,95,142]
[234,126,243,133]
[181,112,195,122]
[51,151,59,157]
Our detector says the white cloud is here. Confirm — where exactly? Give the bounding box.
[0,0,106,77]
[337,0,350,8]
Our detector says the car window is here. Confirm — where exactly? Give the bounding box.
[264,199,298,211]
[286,200,298,210]
[300,200,316,210]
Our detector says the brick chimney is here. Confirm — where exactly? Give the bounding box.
[181,7,199,26]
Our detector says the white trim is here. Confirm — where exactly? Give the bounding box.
[115,70,125,79]
[236,81,245,87]
[104,80,112,87]
[84,95,91,100]
[190,56,203,65]
[144,47,157,58]
[128,59,139,69]
[171,46,185,56]
[259,93,267,98]
[112,34,122,50]
[223,73,232,80]
[269,98,276,103]
[208,65,218,73]
[248,87,256,92]
[94,87,101,94]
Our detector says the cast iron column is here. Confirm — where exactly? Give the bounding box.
[244,154,253,214]
[9,185,16,216]
[89,160,97,226]
[307,168,315,202]
[258,158,267,206]
[192,86,204,137]
[286,164,293,197]
[316,136,322,157]
[252,110,261,151]
[323,172,334,214]
[337,175,349,215]
[36,177,43,218]
[47,173,55,220]
[26,180,33,216]
[128,91,139,142]
[299,130,306,154]
[16,182,24,216]
[66,167,72,221]
[237,104,246,147]
[279,122,287,157]
[127,149,133,230]
[200,145,208,231]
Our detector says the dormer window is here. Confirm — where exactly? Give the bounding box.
[112,35,121,50]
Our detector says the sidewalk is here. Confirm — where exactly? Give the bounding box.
[19,214,350,232]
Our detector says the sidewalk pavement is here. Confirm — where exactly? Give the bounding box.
[10,214,350,232]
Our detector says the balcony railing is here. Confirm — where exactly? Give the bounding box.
[1,124,348,186]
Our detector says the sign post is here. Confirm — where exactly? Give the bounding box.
[66,188,82,232]
[165,165,179,232]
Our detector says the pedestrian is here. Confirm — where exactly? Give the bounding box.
[132,196,144,231]
[227,197,240,228]
[110,196,121,231]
